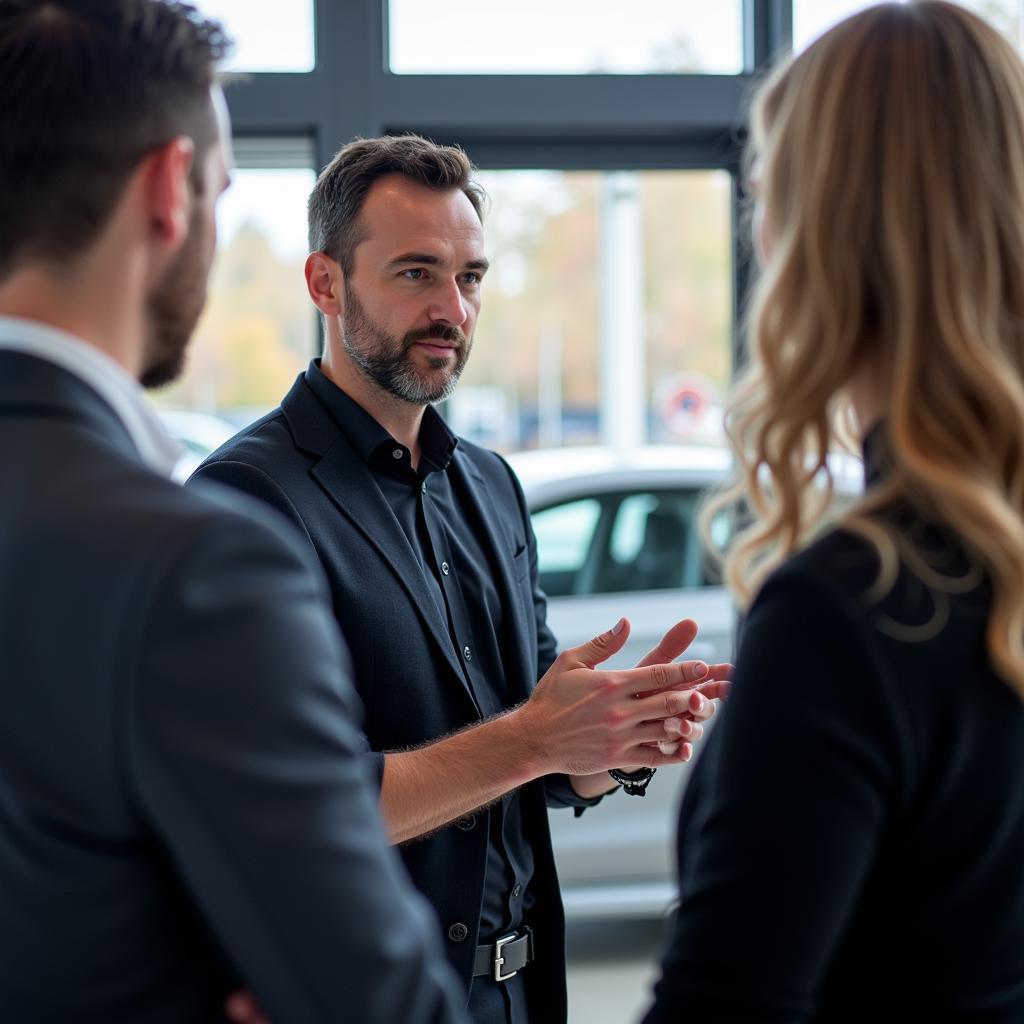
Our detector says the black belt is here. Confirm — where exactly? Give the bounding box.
[472,928,533,982]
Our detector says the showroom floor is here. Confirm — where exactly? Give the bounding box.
[566,919,668,1024]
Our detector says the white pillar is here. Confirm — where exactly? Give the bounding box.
[537,324,563,449]
[599,172,645,457]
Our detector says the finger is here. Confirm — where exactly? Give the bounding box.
[660,718,704,742]
[568,617,632,669]
[633,618,699,668]
[684,689,716,720]
[705,662,734,680]
[691,679,731,704]
[625,686,698,724]
[619,741,695,768]
[619,657,708,695]
[627,720,697,744]
[634,659,712,699]
[656,677,731,704]
[225,992,270,1024]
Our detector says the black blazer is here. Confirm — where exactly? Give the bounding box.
[644,506,1024,1021]
[0,351,465,1023]
[192,367,579,1021]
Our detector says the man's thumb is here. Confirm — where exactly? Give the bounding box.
[572,617,630,669]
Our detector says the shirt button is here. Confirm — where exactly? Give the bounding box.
[391,448,403,460]
[441,561,450,576]
[456,815,476,831]
[448,922,469,943]
[512,883,522,898]
[463,645,472,662]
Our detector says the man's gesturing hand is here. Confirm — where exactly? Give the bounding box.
[513,617,723,777]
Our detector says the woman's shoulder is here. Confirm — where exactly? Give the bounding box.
[759,524,882,615]
[755,509,988,654]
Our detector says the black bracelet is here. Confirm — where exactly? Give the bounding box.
[608,766,656,796]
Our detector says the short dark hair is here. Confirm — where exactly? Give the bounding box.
[308,134,487,275]
[0,0,231,280]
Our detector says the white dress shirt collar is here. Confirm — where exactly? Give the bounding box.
[0,315,184,480]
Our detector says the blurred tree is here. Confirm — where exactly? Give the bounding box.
[650,34,702,73]
[155,222,314,414]
[643,172,732,404]
[467,170,732,450]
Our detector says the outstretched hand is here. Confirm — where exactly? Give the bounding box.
[519,617,729,777]
[628,618,732,761]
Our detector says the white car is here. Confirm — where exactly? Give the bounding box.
[155,408,237,479]
[510,444,862,920]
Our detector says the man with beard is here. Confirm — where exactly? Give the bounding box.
[0,4,472,1022]
[193,135,729,1024]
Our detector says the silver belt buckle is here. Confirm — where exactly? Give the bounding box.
[493,932,518,982]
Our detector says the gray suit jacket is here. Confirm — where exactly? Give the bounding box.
[0,351,466,1023]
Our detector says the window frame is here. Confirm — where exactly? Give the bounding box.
[221,0,794,373]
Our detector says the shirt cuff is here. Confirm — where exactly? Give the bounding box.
[544,772,607,816]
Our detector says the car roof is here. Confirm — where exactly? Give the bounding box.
[506,444,864,507]
[507,445,729,506]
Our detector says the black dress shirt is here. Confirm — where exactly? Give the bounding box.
[305,363,535,980]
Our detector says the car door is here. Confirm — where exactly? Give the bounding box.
[530,483,734,919]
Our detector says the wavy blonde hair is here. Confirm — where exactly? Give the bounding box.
[705,1,1024,698]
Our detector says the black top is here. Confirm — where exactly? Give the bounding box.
[192,362,598,1022]
[304,364,535,945]
[644,428,1024,1022]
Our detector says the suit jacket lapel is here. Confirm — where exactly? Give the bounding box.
[449,451,536,703]
[281,376,474,699]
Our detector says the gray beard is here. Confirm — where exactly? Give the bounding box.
[341,281,470,406]
[343,334,465,405]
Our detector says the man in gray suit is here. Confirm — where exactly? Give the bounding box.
[0,2,467,1020]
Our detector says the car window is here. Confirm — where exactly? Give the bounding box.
[609,494,657,564]
[532,486,729,598]
[591,490,700,594]
[533,498,602,597]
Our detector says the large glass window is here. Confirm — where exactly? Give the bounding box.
[153,156,317,450]
[388,0,744,75]
[642,172,732,445]
[794,0,1022,52]
[448,169,732,454]
[194,0,315,72]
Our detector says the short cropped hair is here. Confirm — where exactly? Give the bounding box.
[308,134,487,275]
[0,0,230,280]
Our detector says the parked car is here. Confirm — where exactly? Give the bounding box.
[509,443,862,920]
[155,408,237,478]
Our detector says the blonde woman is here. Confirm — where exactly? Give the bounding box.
[643,3,1024,1020]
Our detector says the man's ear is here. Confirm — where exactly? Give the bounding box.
[305,251,344,317]
[146,136,195,251]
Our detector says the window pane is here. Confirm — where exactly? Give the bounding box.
[597,492,696,594]
[792,0,887,51]
[389,0,743,74]
[450,169,731,453]
[794,1,1022,53]
[957,0,1022,47]
[194,0,315,72]
[609,494,658,564]
[643,171,732,445]
[454,170,601,451]
[152,165,317,467]
[533,498,602,596]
